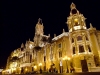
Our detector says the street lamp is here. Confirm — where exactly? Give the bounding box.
[39,63,42,69]
[63,56,70,73]
[34,65,37,70]
[39,63,42,66]
[39,63,42,73]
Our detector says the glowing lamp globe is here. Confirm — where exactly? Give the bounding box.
[74,18,78,23]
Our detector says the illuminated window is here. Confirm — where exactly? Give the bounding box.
[73,47,75,54]
[29,44,33,49]
[77,36,82,41]
[79,45,85,53]
[74,26,81,30]
[74,19,79,26]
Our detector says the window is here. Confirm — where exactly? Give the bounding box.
[44,56,46,62]
[75,22,79,26]
[79,45,85,53]
[50,47,53,60]
[30,55,32,63]
[73,47,75,54]
[58,43,61,48]
[72,38,74,43]
[88,45,91,52]
[74,18,79,26]
[24,53,25,57]
[59,51,62,58]
[77,36,82,41]
[86,36,88,40]
[72,9,77,14]
[26,52,29,56]
[21,48,24,51]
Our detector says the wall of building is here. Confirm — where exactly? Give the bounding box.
[4,3,100,74]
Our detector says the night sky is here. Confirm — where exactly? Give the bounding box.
[1,0,100,68]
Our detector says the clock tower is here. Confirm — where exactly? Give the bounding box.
[66,3,95,72]
[67,3,87,32]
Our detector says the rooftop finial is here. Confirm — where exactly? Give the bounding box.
[37,18,42,24]
[29,38,30,41]
[63,28,65,33]
[21,43,24,48]
[54,34,56,37]
[90,23,93,28]
[70,2,76,10]
[48,34,50,37]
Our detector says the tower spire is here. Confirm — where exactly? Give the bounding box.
[67,3,87,32]
[70,2,76,10]
[90,23,93,28]
[35,18,44,35]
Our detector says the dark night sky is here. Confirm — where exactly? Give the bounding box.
[1,0,100,68]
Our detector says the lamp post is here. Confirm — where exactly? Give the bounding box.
[39,63,42,69]
[63,56,70,73]
[33,65,37,71]
[39,63,42,73]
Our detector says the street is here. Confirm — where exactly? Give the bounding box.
[3,72,100,75]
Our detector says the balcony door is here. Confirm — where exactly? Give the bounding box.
[81,60,88,72]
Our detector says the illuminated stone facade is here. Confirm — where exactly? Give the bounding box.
[3,3,100,74]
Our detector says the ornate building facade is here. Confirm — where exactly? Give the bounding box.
[3,3,100,74]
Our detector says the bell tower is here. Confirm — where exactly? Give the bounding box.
[66,3,95,72]
[35,18,44,35]
[34,18,44,47]
[67,3,87,32]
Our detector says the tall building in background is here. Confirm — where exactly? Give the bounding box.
[2,3,100,74]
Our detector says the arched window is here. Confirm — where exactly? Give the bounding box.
[88,45,91,52]
[44,56,46,62]
[74,18,79,26]
[73,47,75,54]
[86,36,89,40]
[59,51,62,58]
[21,48,24,51]
[77,36,82,41]
[58,43,61,48]
[79,45,85,53]
[72,38,74,43]
[30,55,32,63]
